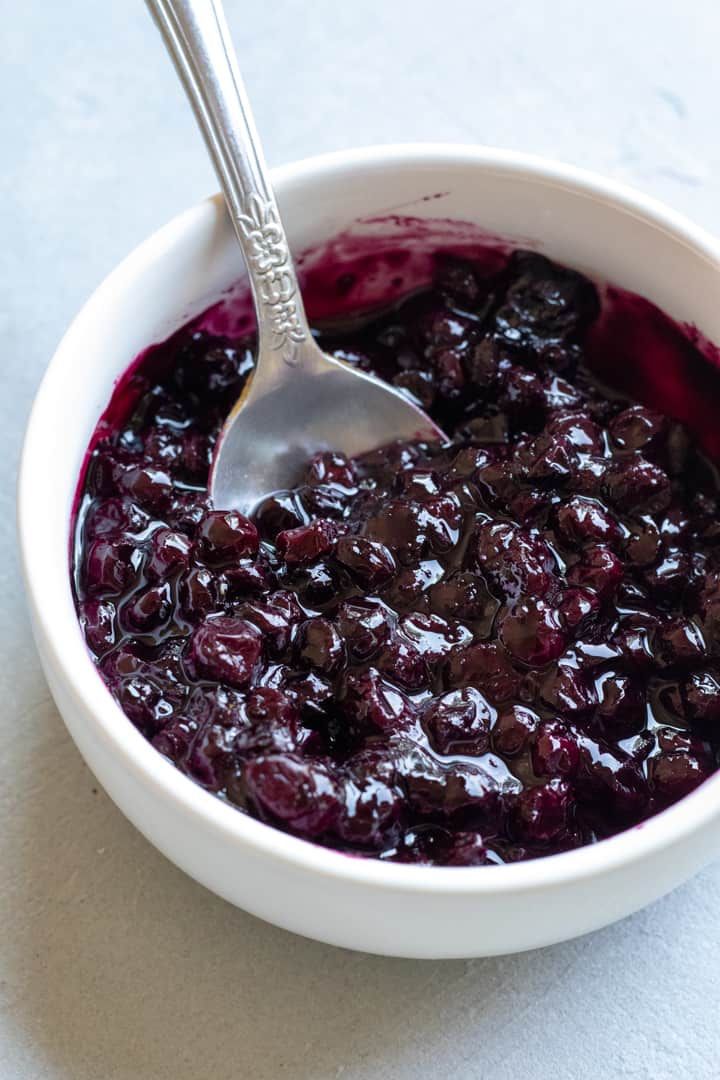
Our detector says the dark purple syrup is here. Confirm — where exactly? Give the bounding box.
[71,237,720,866]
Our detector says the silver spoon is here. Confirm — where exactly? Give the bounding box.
[146,0,444,515]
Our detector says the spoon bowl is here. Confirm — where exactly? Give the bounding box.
[148,0,443,514]
[210,338,441,514]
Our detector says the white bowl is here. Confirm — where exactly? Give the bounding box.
[18,144,720,959]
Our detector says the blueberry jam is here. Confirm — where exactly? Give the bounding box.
[72,247,720,867]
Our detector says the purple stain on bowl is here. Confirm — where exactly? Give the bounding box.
[70,219,720,866]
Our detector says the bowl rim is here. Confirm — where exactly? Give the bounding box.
[18,141,720,898]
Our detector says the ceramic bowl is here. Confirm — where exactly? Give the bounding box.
[18,144,720,958]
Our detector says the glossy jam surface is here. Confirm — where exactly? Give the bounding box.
[72,248,720,866]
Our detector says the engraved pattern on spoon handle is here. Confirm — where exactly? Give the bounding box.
[145,0,309,362]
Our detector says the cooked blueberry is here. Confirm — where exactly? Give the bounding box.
[595,671,645,736]
[683,670,720,727]
[152,716,198,763]
[474,520,556,598]
[186,684,246,729]
[83,538,134,596]
[442,832,491,866]
[399,611,473,662]
[613,625,656,671]
[79,599,116,655]
[336,598,395,661]
[397,469,442,501]
[423,687,494,755]
[655,618,706,668]
[334,536,396,587]
[381,563,442,610]
[280,670,334,725]
[576,737,648,822]
[492,704,538,756]
[603,457,671,514]
[572,454,609,497]
[473,458,517,507]
[507,486,559,527]
[277,519,341,566]
[169,494,211,537]
[494,250,599,353]
[186,717,243,790]
[556,495,620,546]
[173,335,248,396]
[298,481,352,519]
[143,424,182,469]
[558,588,600,637]
[514,780,572,842]
[644,550,690,601]
[610,405,666,452]
[101,648,187,736]
[342,669,414,736]
[224,558,272,598]
[234,688,304,757]
[123,583,172,632]
[242,754,342,836]
[336,757,404,848]
[178,567,221,621]
[659,508,692,547]
[293,561,343,608]
[83,497,150,540]
[542,374,584,411]
[428,571,497,624]
[501,362,544,406]
[389,824,454,865]
[253,490,307,539]
[420,308,474,350]
[622,518,661,568]
[500,600,566,667]
[532,720,580,777]
[145,528,192,582]
[393,369,437,409]
[119,465,174,513]
[185,616,262,688]
[377,640,429,690]
[396,744,499,821]
[197,510,259,566]
[549,412,604,453]
[434,253,481,307]
[446,446,494,482]
[364,501,428,561]
[538,660,596,715]
[567,545,623,599]
[432,348,466,396]
[444,642,521,703]
[304,450,355,488]
[423,494,463,552]
[181,431,211,478]
[295,617,345,676]
[466,337,501,388]
[521,429,576,485]
[437,762,502,820]
[650,739,712,804]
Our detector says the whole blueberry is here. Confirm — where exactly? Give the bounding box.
[185,616,262,688]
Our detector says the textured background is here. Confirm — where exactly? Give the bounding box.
[3,2,720,1077]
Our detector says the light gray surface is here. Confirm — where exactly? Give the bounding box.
[3,1,720,1077]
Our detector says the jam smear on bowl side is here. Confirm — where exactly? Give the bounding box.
[72,244,720,866]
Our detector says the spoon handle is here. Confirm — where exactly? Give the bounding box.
[146,0,311,362]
